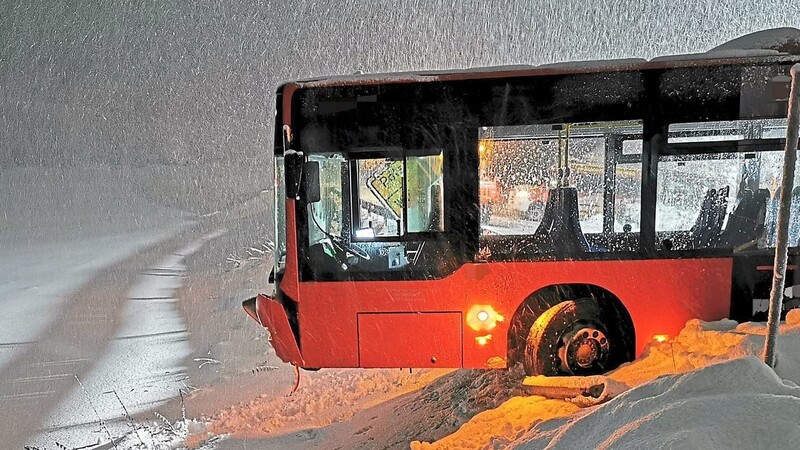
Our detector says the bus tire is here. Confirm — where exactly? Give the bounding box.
[523,298,625,376]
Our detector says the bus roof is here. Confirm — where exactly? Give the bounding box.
[286,28,800,90]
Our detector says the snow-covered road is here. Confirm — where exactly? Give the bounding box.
[0,227,230,449]
[21,231,224,448]
[0,230,184,372]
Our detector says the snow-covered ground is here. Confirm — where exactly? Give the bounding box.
[0,166,206,448]
[0,167,190,370]
[29,232,225,449]
[0,166,195,377]
[189,313,800,450]
[0,230,181,371]
[411,312,800,450]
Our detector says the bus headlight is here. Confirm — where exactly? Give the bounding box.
[467,304,504,331]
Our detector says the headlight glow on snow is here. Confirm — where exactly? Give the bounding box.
[467,304,503,332]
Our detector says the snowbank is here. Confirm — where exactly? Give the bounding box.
[202,368,449,439]
[414,313,800,450]
[198,367,528,448]
[410,396,580,450]
[190,314,800,449]
[513,357,800,449]
[610,311,800,387]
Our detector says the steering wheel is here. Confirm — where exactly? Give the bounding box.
[330,235,371,261]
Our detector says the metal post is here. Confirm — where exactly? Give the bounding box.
[764,63,800,368]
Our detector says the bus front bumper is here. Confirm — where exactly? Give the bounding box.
[242,294,303,366]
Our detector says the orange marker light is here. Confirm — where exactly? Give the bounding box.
[467,305,504,331]
[653,334,669,343]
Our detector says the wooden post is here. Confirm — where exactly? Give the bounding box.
[764,63,800,368]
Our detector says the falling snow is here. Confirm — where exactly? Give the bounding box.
[2,1,800,449]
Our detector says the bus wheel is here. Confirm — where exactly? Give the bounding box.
[524,299,619,376]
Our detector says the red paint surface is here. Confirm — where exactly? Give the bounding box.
[255,294,302,366]
[292,258,732,369]
[280,198,301,301]
[358,312,463,368]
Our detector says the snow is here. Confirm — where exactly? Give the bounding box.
[0,166,190,243]
[5,3,800,447]
[187,315,800,450]
[299,73,440,88]
[9,172,798,449]
[512,357,800,450]
[409,316,800,450]
[650,49,783,62]
[30,232,224,449]
[652,27,800,62]
[0,165,191,372]
[201,368,449,440]
[709,27,800,54]
[0,230,181,371]
[410,396,580,450]
[299,25,800,89]
[298,26,800,89]
[521,374,629,407]
[537,58,647,70]
[0,165,205,448]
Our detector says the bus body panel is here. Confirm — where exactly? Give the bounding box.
[255,293,303,366]
[358,312,463,367]
[296,258,731,369]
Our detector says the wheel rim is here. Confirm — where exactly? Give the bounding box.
[524,297,633,377]
[557,325,610,374]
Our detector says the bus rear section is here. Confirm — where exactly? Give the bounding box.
[249,50,800,376]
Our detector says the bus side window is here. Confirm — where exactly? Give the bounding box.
[660,118,798,252]
[791,188,800,247]
[478,121,643,255]
[764,186,800,248]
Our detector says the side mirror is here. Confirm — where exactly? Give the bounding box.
[303,161,321,203]
[285,150,304,199]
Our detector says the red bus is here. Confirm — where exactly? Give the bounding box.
[244,39,800,377]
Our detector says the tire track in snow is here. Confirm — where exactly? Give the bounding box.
[0,227,222,449]
[31,230,227,449]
